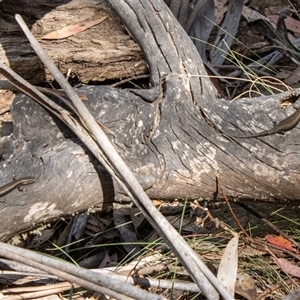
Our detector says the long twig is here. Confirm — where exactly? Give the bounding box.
[0,242,157,300]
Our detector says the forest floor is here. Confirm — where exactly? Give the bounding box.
[1,0,300,299]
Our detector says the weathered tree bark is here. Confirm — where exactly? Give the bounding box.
[1,0,300,241]
[0,0,147,84]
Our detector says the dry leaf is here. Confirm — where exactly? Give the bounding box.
[276,257,300,278]
[284,66,300,85]
[98,252,113,268]
[242,6,270,23]
[214,0,228,25]
[217,234,239,296]
[268,15,300,34]
[42,16,108,40]
[235,272,257,300]
[29,229,55,248]
[265,235,296,252]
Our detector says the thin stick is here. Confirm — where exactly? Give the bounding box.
[0,242,158,300]
[219,185,249,238]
